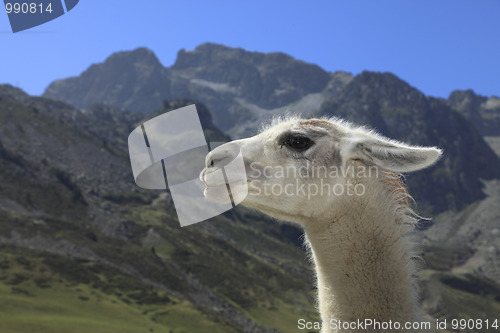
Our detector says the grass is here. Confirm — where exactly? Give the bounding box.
[151,301,238,333]
[0,248,237,333]
[0,195,319,332]
[0,281,238,333]
[246,293,319,333]
[0,243,317,333]
[107,203,319,332]
[0,94,332,331]
[420,269,500,333]
[0,283,160,333]
[121,204,314,306]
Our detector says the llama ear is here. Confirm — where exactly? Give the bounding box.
[345,135,442,172]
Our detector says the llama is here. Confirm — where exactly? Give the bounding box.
[200,117,442,332]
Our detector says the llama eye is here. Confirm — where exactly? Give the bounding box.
[283,135,313,151]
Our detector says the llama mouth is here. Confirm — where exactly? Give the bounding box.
[200,167,249,205]
[202,179,250,189]
[199,167,223,187]
[200,167,248,188]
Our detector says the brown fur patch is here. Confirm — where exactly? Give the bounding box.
[382,171,411,208]
[299,119,345,137]
[300,119,334,128]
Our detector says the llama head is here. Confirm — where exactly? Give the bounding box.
[200,117,442,224]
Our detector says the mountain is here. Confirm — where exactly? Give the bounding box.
[44,48,172,114]
[3,83,500,332]
[37,43,500,325]
[317,71,500,213]
[447,89,500,136]
[42,43,500,214]
[44,43,350,134]
[172,43,331,109]
[0,85,318,333]
[152,99,231,143]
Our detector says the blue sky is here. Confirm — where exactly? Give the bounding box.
[1,0,499,98]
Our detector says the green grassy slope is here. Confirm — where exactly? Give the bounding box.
[0,246,237,333]
[0,89,319,332]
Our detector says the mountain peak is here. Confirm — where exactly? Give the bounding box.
[0,84,29,102]
[43,47,170,112]
[106,47,158,61]
[172,42,330,109]
[333,70,427,113]
[447,89,500,136]
[105,47,162,67]
[44,43,332,114]
[354,71,416,92]
[173,42,294,69]
[447,89,486,112]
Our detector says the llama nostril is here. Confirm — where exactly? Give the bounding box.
[206,143,240,168]
[206,157,214,168]
[205,152,215,168]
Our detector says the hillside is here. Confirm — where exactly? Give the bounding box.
[0,85,318,333]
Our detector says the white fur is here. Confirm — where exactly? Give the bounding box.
[201,117,442,332]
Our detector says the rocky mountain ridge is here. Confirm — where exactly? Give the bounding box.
[317,71,500,213]
[42,43,500,214]
[43,43,352,134]
[447,89,500,136]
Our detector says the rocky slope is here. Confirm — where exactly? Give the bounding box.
[44,48,171,114]
[317,71,500,214]
[0,85,318,333]
[447,89,500,136]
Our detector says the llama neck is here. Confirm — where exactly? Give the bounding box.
[303,180,421,332]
